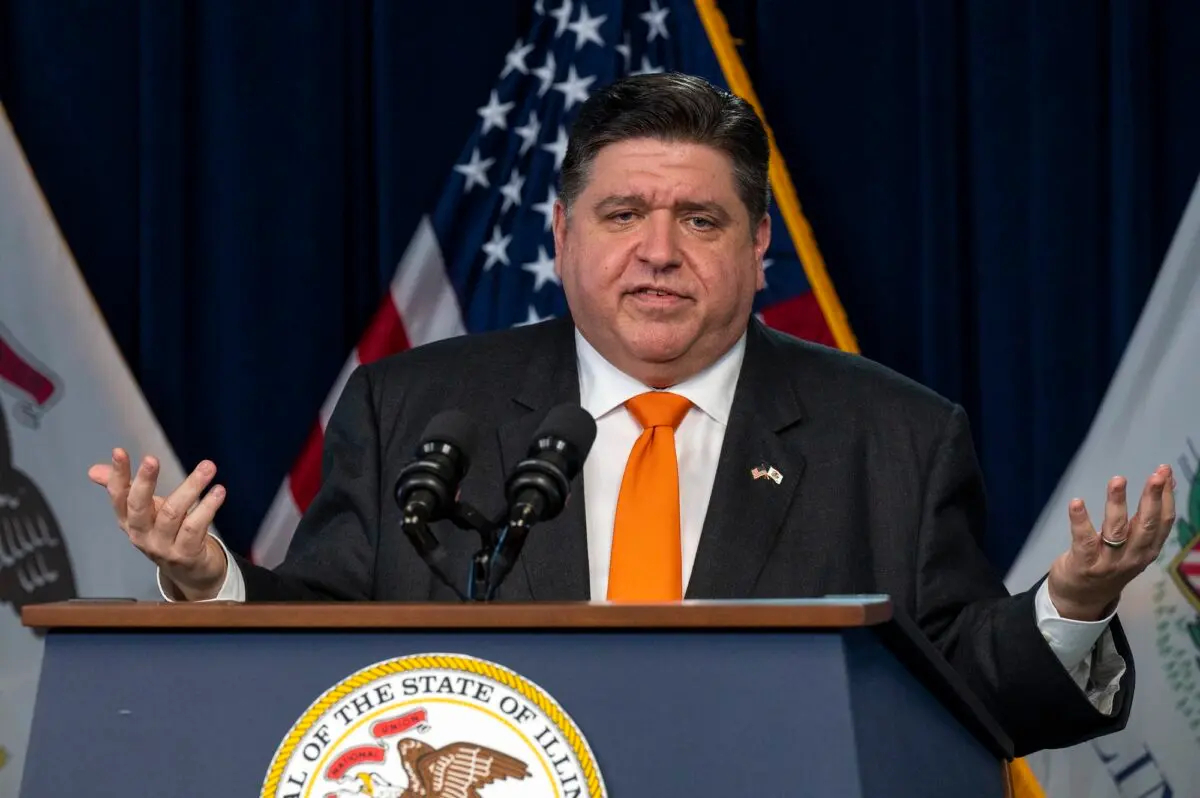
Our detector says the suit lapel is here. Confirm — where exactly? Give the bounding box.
[494,319,591,601]
[685,320,807,599]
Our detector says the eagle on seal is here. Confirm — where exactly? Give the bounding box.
[327,738,530,798]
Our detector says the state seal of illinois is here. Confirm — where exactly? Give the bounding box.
[261,653,606,798]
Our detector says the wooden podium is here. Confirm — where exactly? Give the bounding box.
[20,597,1015,797]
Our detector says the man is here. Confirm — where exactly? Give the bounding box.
[89,73,1174,757]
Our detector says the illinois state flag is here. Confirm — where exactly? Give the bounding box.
[252,0,857,567]
[0,105,190,793]
[1006,170,1200,796]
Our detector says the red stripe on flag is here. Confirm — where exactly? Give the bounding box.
[288,422,326,512]
[0,334,57,406]
[358,298,411,364]
[762,292,837,348]
[1181,562,1200,576]
[286,298,412,514]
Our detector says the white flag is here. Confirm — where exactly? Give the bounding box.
[1006,172,1200,797]
[0,104,188,793]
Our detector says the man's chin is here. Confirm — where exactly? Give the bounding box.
[619,334,694,366]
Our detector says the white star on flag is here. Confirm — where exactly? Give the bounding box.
[550,0,574,37]
[532,52,557,97]
[476,90,514,134]
[516,305,555,326]
[533,185,557,232]
[632,56,664,76]
[616,31,632,71]
[553,65,594,111]
[501,39,534,78]
[514,111,541,156]
[640,0,670,41]
[542,126,569,171]
[481,225,512,270]
[761,257,774,290]
[453,147,493,192]
[522,245,560,291]
[567,3,607,51]
[500,169,525,213]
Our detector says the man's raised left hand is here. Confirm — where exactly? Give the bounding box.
[1047,465,1176,621]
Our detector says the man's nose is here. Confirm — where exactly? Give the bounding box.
[634,211,682,270]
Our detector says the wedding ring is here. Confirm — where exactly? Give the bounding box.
[1100,535,1128,549]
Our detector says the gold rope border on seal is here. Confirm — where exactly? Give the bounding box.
[260,654,604,798]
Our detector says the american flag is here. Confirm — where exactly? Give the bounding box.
[251,0,856,567]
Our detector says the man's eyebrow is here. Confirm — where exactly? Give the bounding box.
[593,194,648,213]
[675,200,732,221]
[592,194,732,220]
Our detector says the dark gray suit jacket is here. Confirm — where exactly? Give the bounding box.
[233,315,1133,755]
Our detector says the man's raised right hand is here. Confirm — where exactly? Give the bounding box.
[87,447,229,601]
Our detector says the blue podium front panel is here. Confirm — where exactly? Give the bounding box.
[21,627,1001,797]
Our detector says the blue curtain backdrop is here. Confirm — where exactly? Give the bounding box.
[1,0,1198,573]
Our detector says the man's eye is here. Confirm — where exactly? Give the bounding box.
[611,211,637,223]
[688,216,715,229]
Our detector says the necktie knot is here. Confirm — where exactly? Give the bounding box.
[625,391,692,431]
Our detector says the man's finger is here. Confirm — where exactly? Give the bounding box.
[173,484,227,560]
[154,461,218,545]
[125,455,161,536]
[1130,467,1168,553]
[1158,467,1177,549]
[87,464,112,486]
[107,448,133,527]
[1099,476,1130,548]
[1068,498,1098,560]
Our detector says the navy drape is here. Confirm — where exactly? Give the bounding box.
[2,0,1198,571]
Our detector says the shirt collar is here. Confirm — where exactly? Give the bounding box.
[575,327,746,426]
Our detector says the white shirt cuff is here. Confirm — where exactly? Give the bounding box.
[1034,579,1126,714]
[156,532,246,603]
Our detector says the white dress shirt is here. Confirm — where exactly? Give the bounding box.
[167,327,1125,712]
[576,328,744,600]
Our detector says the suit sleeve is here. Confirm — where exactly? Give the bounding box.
[234,364,384,600]
[913,404,1134,756]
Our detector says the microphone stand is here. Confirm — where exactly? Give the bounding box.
[403,500,512,602]
[484,513,533,601]
[400,513,468,601]
[449,501,504,602]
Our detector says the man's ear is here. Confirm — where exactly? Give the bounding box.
[754,212,771,291]
[552,199,568,279]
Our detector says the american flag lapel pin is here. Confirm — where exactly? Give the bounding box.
[752,464,783,484]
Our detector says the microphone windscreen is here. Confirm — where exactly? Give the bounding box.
[420,409,479,455]
[533,404,598,458]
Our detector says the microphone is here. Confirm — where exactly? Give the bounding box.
[505,404,597,526]
[487,404,597,596]
[394,409,478,525]
[394,410,479,601]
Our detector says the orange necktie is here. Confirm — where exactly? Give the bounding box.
[607,391,693,601]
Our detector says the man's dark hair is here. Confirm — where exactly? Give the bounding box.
[559,72,771,223]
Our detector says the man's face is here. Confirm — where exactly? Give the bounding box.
[552,137,770,387]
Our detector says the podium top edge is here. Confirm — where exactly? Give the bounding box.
[21,597,893,630]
